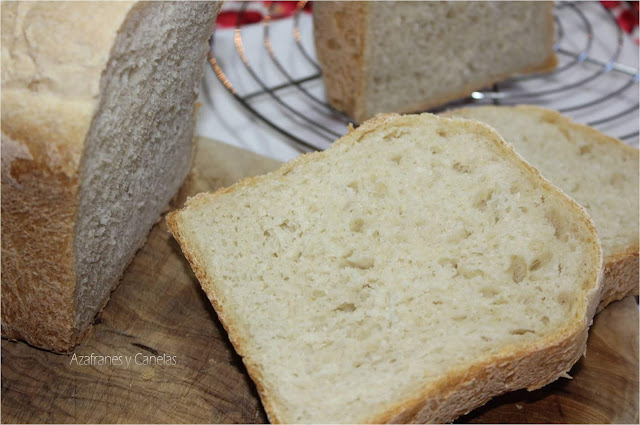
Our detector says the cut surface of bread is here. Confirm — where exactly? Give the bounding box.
[443,106,639,310]
[1,1,220,352]
[314,1,556,123]
[168,113,603,423]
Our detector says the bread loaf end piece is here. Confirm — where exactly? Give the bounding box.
[1,1,221,352]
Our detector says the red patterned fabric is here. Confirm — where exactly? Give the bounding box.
[216,1,312,29]
[216,2,638,45]
[602,1,639,44]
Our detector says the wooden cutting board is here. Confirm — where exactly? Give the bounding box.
[2,138,638,424]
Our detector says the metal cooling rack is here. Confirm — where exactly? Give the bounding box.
[209,1,640,152]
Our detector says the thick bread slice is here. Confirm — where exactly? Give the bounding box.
[313,2,557,123]
[442,106,639,311]
[1,1,221,352]
[168,113,603,423]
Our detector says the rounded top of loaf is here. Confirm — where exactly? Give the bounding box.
[1,2,134,99]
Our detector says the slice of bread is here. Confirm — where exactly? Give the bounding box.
[313,2,556,123]
[168,113,603,423]
[1,2,221,352]
[442,106,639,311]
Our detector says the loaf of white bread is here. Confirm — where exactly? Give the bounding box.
[314,1,557,122]
[443,106,639,311]
[168,113,603,423]
[1,1,221,353]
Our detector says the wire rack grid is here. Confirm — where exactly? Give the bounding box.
[209,1,640,152]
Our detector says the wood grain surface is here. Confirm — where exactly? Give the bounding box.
[2,138,638,424]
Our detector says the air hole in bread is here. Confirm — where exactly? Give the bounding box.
[436,128,448,138]
[529,250,552,271]
[508,255,527,283]
[510,328,535,335]
[391,154,402,164]
[346,182,359,193]
[557,290,571,305]
[280,220,296,232]
[341,254,375,270]
[349,218,365,232]
[480,287,499,298]
[313,289,326,299]
[335,302,356,312]
[453,161,472,174]
[510,181,522,194]
[545,208,568,242]
[341,249,353,258]
[383,129,408,140]
[438,257,459,270]
[447,227,472,244]
[473,188,494,211]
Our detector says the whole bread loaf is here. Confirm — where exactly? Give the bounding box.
[168,113,603,423]
[443,106,639,311]
[314,1,557,123]
[1,1,221,352]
